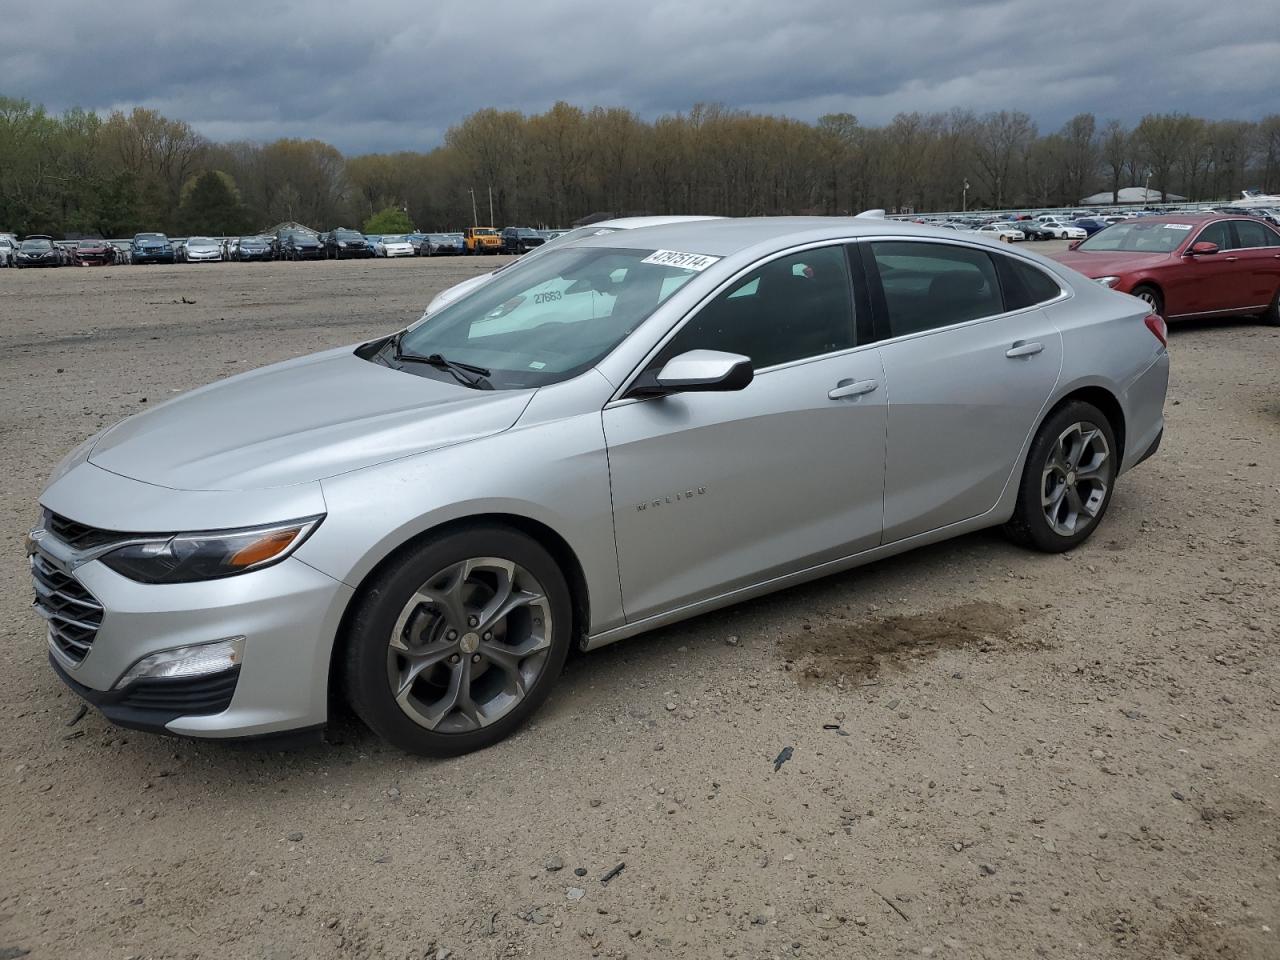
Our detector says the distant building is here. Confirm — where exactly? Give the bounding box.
[1080,187,1187,205]
[261,220,319,236]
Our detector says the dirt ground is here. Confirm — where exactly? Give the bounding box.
[0,250,1276,960]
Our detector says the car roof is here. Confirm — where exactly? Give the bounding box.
[573,216,995,257]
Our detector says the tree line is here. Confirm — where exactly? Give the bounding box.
[3,95,1280,238]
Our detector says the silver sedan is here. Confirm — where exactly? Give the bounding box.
[30,218,1169,755]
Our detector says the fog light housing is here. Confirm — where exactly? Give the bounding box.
[115,637,245,689]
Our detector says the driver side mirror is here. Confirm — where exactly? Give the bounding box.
[629,349,754,398]
[1068,239,1082,250]
[1187,241,1219,256]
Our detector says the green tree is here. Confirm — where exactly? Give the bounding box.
[363,206,413,234]
[178,170,249,234]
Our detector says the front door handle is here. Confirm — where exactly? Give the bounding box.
[1224,255,1239,262]
[828,379,878,400]
[1005,341,1044,359]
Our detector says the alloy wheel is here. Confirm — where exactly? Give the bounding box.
[1040,421,1112,537]
[1135,289,1158,309]
[386,557,553,733]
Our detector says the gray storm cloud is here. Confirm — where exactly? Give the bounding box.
[3,0,1277,152]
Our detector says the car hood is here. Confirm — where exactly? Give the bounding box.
[1052,249,1174,278]
[88,348,535,491]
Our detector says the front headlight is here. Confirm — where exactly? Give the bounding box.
[100,516,323,584]
[1095,276,1120,288]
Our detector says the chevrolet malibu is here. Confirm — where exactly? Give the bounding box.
[1053,214,1280,324]
[30,219,1169,756]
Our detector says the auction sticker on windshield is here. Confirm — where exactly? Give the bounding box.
[641,250,722,271]
[1163,224,1193,231]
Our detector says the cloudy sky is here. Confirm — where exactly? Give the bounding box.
[5,0,1278,153]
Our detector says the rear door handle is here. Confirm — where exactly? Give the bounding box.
[1005,341,1044,359]
[828,379,878,400]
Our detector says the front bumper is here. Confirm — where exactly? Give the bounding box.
[50,653,241,734]
[134,251,174,263]
[36,546,353,739]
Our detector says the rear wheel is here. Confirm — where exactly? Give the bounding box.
[1130,284,1163,317]
[343,525,573,756]
[1004,401,1118,553]
[1261,285,1280,326]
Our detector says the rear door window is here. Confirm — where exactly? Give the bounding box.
[1231,219,1280,249]
[869,242,1003,337]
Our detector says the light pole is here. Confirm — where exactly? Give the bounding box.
[469,188,478,225]
[962,179,970,213]
[1144,172,1152,204]
[488,185,494,227]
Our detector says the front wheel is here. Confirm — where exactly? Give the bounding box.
[1004,401,1118,553]
[1130,284,1163,317]
[343,526,573,756]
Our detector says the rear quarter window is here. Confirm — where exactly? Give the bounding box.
[995,256,1063,310]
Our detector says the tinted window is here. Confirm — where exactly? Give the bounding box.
[871,242,1002,336]
[1232,219,1280,249]
[659,246,855,370]
[1194,221,1231,249]
[996,256,1063,310]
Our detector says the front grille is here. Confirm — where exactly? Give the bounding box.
[31,552,103,664]
[119,669,240,714]
[43,509,138,552]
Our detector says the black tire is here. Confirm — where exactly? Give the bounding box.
[343,524,573,757]
[1130,284,1163,317]
[1260,285,1280,326]
[1003,400,1118,553]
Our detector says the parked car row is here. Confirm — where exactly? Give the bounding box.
[3,222,574,269]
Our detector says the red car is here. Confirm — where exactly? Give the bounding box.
[72,239,116,266]
[1052,214,1280,325]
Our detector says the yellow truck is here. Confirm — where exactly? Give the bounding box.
[464,227,502,255]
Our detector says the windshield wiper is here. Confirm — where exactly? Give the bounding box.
[389,333,493,389]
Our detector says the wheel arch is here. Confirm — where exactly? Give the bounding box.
[326,512,592,698]
[1127,277,1163,305]
[1041,384,1127,465]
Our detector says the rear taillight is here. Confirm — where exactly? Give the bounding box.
[1143,313,1167,347]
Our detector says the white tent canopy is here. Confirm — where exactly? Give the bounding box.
[1080,187,1186,205]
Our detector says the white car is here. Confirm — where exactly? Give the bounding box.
[971,223,1025,242]
[376,235,416,258]
[421,216,723,317]
[1038,218,1087,240]
[0,236,14,267]
[182,237,223,262]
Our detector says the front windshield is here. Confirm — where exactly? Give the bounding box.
[22,240,52,251]
[491,225,621,274]
[188,237,213,244]
[473,228,496,236]
[136,233,165,241]
[395,246,703,389]
[383,235,407,243]
[1078,220,1191,253]
[335,230,362,240]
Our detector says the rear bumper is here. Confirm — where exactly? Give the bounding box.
[1119,351,1170,474]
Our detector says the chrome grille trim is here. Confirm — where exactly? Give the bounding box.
[30,550,104,666]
